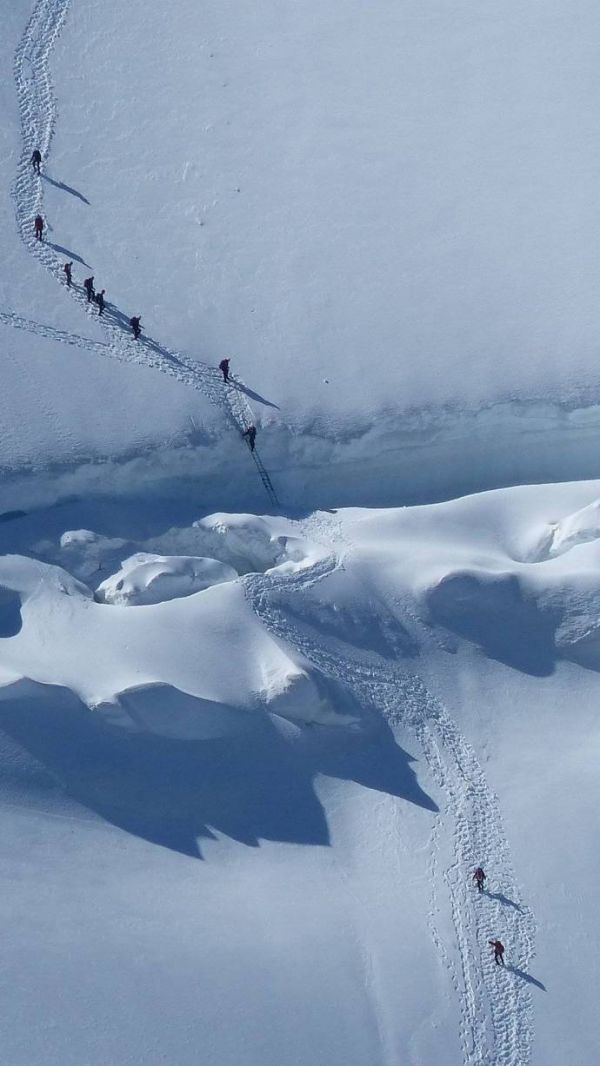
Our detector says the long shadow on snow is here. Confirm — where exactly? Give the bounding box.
[47,242,91,268]
[142,334,186,366]
[101,307,185,366]
[0,688,436,858]
[507,966,547,991]
[229,378,280,410]
[314,719,437,812]
[485,889,523,912]
[42,174,90,205]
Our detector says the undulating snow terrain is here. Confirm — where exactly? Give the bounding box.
[1,1,599,1064]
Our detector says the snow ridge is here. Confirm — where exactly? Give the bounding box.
[12,0,279,503]
[244,527,536,1066]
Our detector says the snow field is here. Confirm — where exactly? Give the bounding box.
[3,0,281,515]
[48,0,600,419]
[0,1,224,477]
[6,0,600,509]
[5,484,600,1059]
[1,0,599,1062]
[0,516,350,737]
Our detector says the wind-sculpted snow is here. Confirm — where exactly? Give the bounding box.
[57,513,324,587]
[6,0,599,1060]
[0,513,347,735]
[96,553,238,606]
[5,486,600,1061]
[535,498,600,560]
[0,554,352,737]
[36,484,600,1066]
[243,513,536,1066]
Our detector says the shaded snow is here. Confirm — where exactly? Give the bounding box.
[2,483,600,1062]
[0,513,352,737]
[1,0,600,1063]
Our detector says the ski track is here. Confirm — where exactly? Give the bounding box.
[244,515,537,1066]
[13,2,536,1062]
[12,0,278,503]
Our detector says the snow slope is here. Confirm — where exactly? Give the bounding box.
[2,486,600,1063]
[49,0,600,416]
[0,528,348,736]
[1,1,600,1064]
[3,0,600,510]
[0,2,223,479]
[31,0,600,506]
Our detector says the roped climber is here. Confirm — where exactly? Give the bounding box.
[243,425,256,452]
[489,939,505,966]
[473,867,486,893]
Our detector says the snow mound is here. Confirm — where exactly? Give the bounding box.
[263,668,361,729]
[96,670,359,738]
[422,553,600,672]
[96,553,238,606]
[59,529,100,548]
[54,514,326,591]
[338,483,600,675]
[58,528,131,584]
[0,553,92,603]
[541,499,600,559]
[424,568,556,674]
[190,513,321,574]
[0,552,360,738]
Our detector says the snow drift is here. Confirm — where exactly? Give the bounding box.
[0,512,353,737]
[96,552,237,606]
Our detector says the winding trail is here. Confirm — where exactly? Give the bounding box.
[243,518,537,1066]
[0,308,111,358]
[11,0,279,505]
[12,1,536,1061]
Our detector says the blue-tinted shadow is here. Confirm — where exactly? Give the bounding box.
[508,966,546,991]
[229,378,280,410]
[485,890,523,912]
[43,174,90,204]
[426,572,560,677]
[0,685,436,858]
[0,589,22,637]
[47,242,90,268]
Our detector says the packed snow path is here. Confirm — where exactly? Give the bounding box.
[12,0,279,506]
[12,2,536,1061]
[244,526,537,1066]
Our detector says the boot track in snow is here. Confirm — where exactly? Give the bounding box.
[12,0,279,506]
[13,3,535,1062]
[243,521,537,1066]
